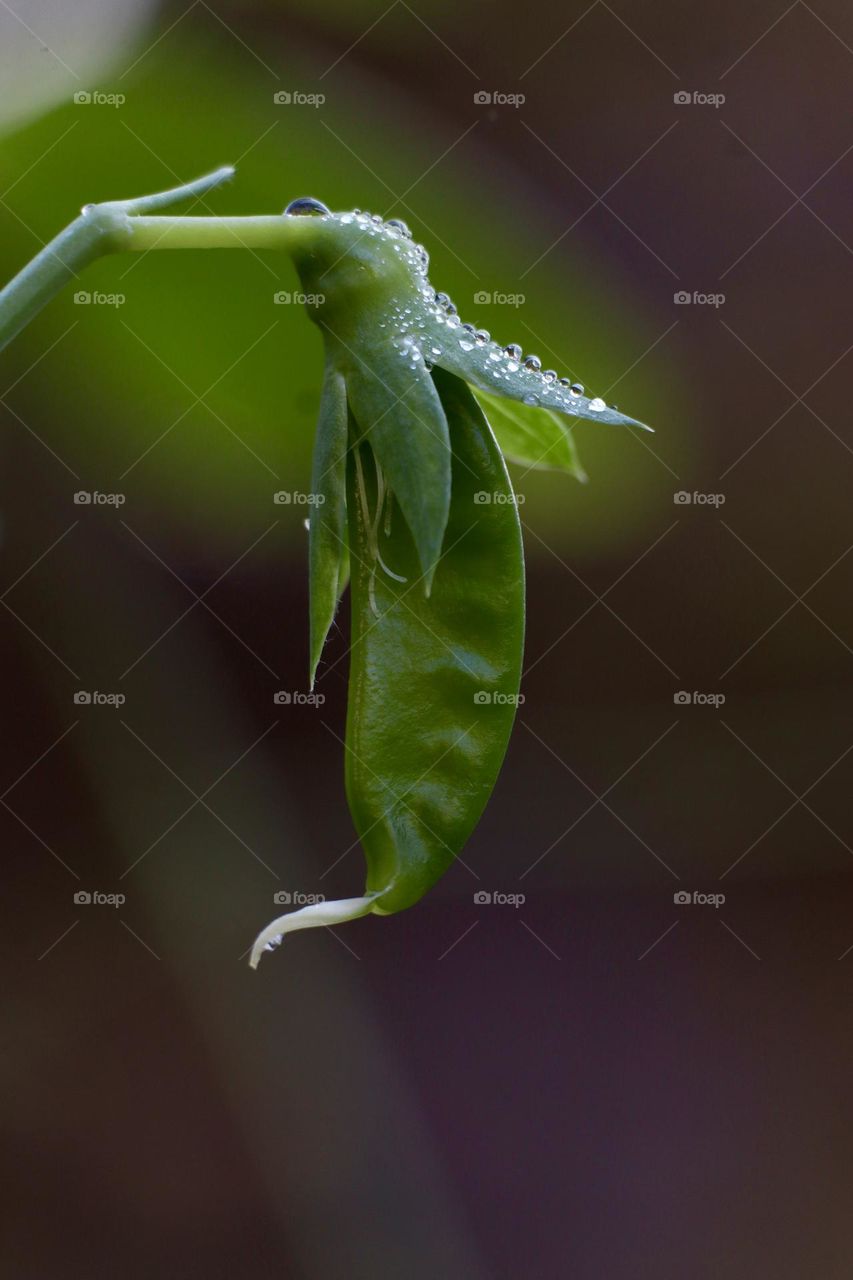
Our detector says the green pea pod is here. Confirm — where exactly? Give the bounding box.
[249,200,647,966]
[308,362,349,687]
[250,369,523,963]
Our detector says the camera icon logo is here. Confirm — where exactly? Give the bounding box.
[473,491,491,504]
[74,890,92,904]
[273,890,292,904]
[74,91,93,105]
[673,690,692,705]
[273,91,292,104]
[73,491,92,504]
[273,490,291,504]
[673,490,692,505]
[273,691,292,705]
[673,890,692,905]
[273,291,291,305]
[73,690,93,705]
[73,291,91,305]
[474,91,492,105]
[673,91,691,105]
[474,890,492,904]
[674,290,691,304]
[474,290,491,304]
[473,691,491,705]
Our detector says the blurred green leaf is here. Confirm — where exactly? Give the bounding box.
[474,387,587,482]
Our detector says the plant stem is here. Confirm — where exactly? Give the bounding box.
[124,215,298,252]
[0,165,302,353]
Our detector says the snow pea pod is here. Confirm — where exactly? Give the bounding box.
[250,370,523,963]
[346,366,524,914]
[249,200,647,965]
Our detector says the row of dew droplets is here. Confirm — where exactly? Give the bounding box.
[283,198,609,415]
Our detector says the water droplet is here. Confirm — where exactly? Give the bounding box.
[340,213,354,224]
[459,339,475,352]
[462,323,476,334]
[284,197,330,216]
[264,935,283,951]
[431,346,441,356]
[387,218,412,237]
[475,329,490,344]
[524,355,541,371]
[504,343,522,360]
[80,203,95,216]
[570,382,584,396]
[446,303,458,316]
[506,361,519,373]
[488,350,502,362]
[542,370,557,382]
[523,393,538,406]
[588,397,606,412]
[371,213,383,223]
[435,291,450,306]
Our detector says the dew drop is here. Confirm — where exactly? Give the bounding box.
[462,322,476,334]
[506,361,519,373]
[459,339,475,352]
[588,397,606,412]
[387,218,412,237]
[284,197,330,216]
[435,291,450,306]
[504,343,522,360]
[542,370,557,382]
[524,355,542,371]
[475,329,490,344]
[569,382,584,396]
[558,377,572,387]
[523,393,538,406]
[264,935,283,952]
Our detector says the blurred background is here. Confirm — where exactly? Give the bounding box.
[2,0,853,1275]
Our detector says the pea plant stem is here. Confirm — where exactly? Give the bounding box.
[0,164,301,353]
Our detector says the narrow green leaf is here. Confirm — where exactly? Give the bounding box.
[308,362,349,687]
[473,387,587,481]
[344,347,451,590]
